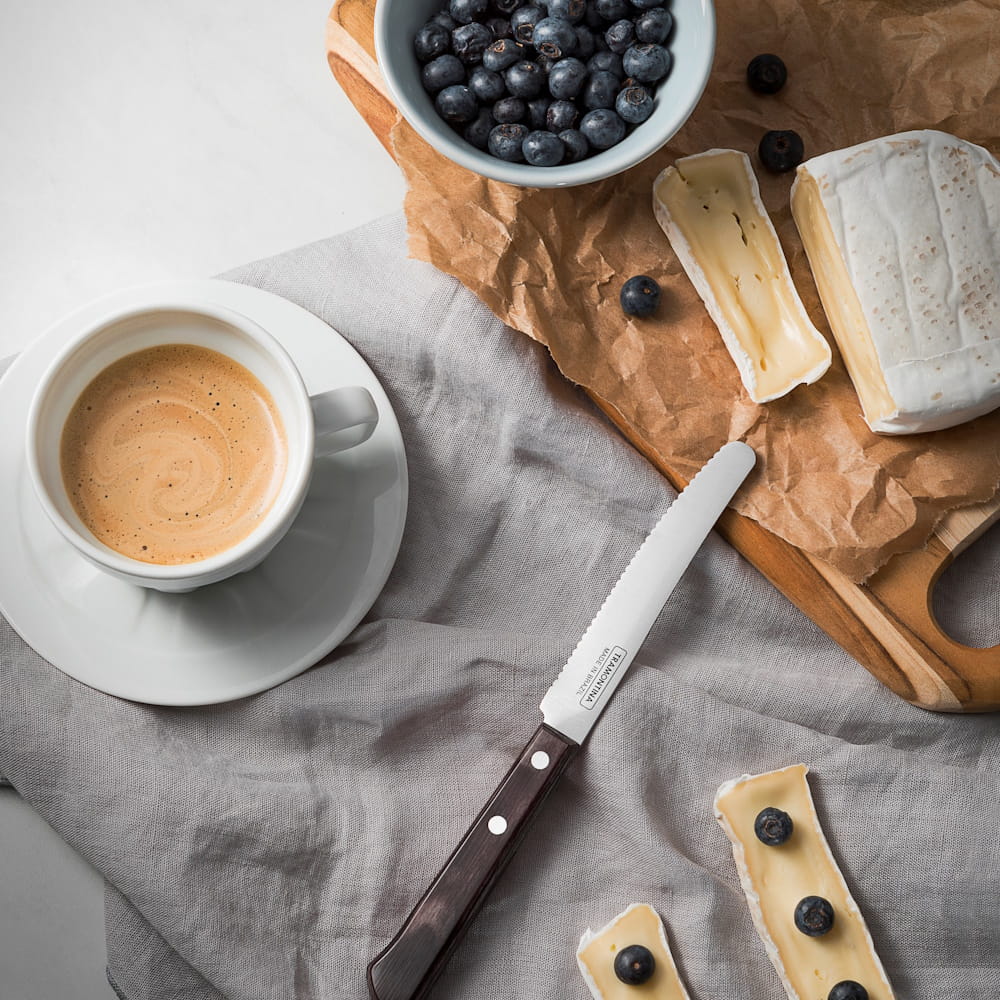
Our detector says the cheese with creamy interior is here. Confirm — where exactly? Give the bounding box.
[653,149,831,403]
[576,904,691,1000]
[791,130,1000,434]
[714,764,895,1000]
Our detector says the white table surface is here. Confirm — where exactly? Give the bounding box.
[0,2,406,995]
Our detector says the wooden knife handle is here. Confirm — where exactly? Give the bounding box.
[367,724,578,1000]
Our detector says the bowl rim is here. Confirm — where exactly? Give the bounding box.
[374,0,717,189]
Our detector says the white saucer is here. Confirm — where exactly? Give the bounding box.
[0,280,408,705]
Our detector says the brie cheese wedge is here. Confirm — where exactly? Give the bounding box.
[714,765,895,1000]
[653,149,831,403]
[791,130,1000,433]
[576,903,691,1000]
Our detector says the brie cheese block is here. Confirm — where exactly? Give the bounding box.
[576,903,691,1000]
[653,149,832,403]
[791,130,1000,433]
[714,765,895,1000]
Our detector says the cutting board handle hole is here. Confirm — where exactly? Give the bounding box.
[931,519,1000,649]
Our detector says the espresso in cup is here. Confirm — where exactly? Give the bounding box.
[60,343,287,565]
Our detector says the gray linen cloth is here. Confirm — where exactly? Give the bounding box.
[1,213,999,999]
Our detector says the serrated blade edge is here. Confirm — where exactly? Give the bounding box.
[539,441,755,745]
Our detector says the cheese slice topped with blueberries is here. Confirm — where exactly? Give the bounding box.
[576,903,691,1000]
[653,149,832,403]
[791,130,1000,434]
[714,765,895,1000]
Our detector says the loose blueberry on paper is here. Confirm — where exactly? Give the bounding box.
[759,129,805,173]
[620,275,661,317]
[613,944,656,985]
[747,53,788,94]
[414,0,677,166]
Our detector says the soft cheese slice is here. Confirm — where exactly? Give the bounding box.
[576,904,691,1000]
[791,129,1000,433]
[714,765,895,1000]
[653,149,831,403]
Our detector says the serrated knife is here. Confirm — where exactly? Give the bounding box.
[367,440,756,1000]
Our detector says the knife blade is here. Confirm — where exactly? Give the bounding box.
[367,440,756,1000]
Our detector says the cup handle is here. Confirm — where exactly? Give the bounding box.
[311,386,379,457]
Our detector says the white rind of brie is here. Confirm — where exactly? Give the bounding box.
[714,764,896,1000]
[791,129,1000,434]
[653,149,832,403]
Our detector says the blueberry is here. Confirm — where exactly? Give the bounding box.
[584,0,607,28]
[794,896,835,937]
[758,129,804,172]
[629,0,665,8]
[493,95,527,122]
[430,11,459,31]
[615,84,654,123]
[580,107,626,148]
[505,59,546,97]
[468,65,506,102]
[573,25,597,59]
[511,4,545,43]
[435,84,479,123]
[535,52,558,75]
[449,0,488,24]
[559,128,590,162]
[620,275,660,316]
[453,22,494,63]
[828,983,869,1000]
[754,806,793,846]
[483,38,526,71]
[582,70,620,110]
[526,95,552,129]
[491,0,523,12]
[634,7,673,44]
[613,944,656,985]
[485,16,512,39]
[548,56,588,99]
[747,53,787,94]
[622,43,671,83]
[604,18,636,53]
[523,129,565,165]
[463,107,496,149]
[533,16,578,58]
[546,98,579,131]
[587,50,623,77]
[488,122,529,160]
[414,22,452,63]
[596,0,630,18]
[547,0,587,21]
[421,54,466,94]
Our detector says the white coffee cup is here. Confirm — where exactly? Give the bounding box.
[25,299,378,592]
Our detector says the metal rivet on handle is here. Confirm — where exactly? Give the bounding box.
[487,815,508,835]
[530,751,550,770]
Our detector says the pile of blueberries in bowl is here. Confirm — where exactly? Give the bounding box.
[374,0,716,187]
[419,0,674,166]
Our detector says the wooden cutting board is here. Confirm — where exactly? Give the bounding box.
[325,0,1000,712]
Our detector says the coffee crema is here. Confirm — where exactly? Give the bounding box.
[60,343,287,565]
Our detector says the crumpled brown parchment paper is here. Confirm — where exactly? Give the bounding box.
[393,0,1000,582]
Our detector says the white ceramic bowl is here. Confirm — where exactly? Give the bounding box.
[374,0,715,188]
